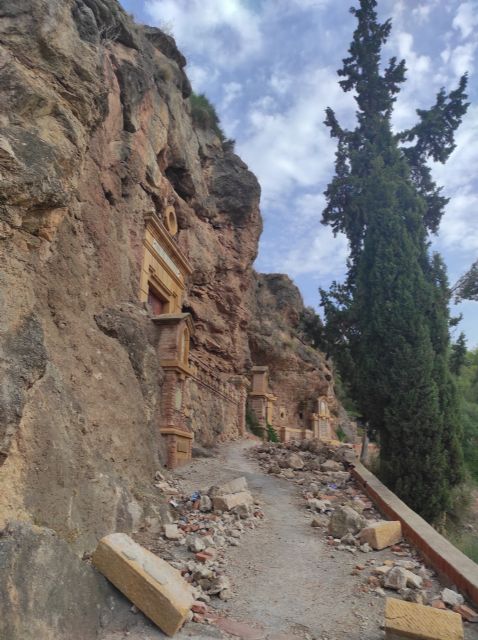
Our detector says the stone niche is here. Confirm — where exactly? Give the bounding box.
[249,365,334,443]
[311,395,332,441]
[139,208,194,469]
[249,366,277,439]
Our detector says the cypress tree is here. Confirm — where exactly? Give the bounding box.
[321,0,468,522]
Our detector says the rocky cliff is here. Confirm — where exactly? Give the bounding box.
[0,0,343,555]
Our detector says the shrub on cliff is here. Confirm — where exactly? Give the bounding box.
[189,92,235,151]
[320,0,468,522]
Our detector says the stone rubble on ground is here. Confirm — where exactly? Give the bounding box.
[133,471,265,629]
[251,439,478,627]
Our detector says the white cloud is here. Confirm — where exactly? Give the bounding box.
[436,191,478,252]
[237,66,353,207]
[281,226,348,278]
[186,63,218,92]
[432,106,478,254]
[221,81,242,108]
[145,0,263,66]
[453,2,478,40]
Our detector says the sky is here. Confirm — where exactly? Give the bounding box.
[120,0,478,346]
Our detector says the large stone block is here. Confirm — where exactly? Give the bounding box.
[213,491,254,512]
[216,477,248,495]
[384,598,463,640]
[92,533,194,636]
[359,520,402,550]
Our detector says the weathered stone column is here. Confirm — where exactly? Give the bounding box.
[153,313,194,468]
[230,375,250,438]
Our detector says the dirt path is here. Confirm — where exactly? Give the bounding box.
[176,440,389,640]
[104,440,478,640]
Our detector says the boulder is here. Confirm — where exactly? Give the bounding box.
[384,597,463,640]
[441,588,464,607]
[384,566,408,591]
[164,524,183,540]
[321,459,343,472]
[328,506,366,538]
[186,535,206,553]
[214,477,248,496]
[358,520,402,550]
[213,491,253,512]
[92,533,194,636]
[286,453,304,470]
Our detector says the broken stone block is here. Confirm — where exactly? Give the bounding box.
[403,569,423,589]
[358,520,402,550]
[164,524,183,540]
[92,533,194,636]
[441,588,464,607]
[384,597,463,640]
[328,505,366,538]
[213,491,253,512]
[384,566,408,591]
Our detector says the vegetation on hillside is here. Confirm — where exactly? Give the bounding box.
[189,92,235,150]
[455,347,478,481]
[320,0,469,523]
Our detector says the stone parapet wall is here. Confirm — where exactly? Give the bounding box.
[352,463,478,606]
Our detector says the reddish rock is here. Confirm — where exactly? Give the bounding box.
[453,604,478,623]
[214,617,265,640]
[431,600,447,610]
[192,601,208,615]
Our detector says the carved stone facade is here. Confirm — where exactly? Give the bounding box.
[140,210,252,466]
[140,211,195,468]
[248,365,333,443]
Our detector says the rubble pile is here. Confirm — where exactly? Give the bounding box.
[134,472,264,625]
[252,440,478,625]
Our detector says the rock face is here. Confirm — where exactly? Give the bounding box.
[247,274,353,438]
[0,0,345,569]
[0,0,260,547]
[0,521,131,640]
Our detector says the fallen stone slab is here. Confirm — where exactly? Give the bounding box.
[92,533,194,636]
[384,597,463,640]
[213,490,253,512]
[358,520,402,550]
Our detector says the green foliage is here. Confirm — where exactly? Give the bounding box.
[267,423,279,443]
[455,348,478,481]
[246,407,263,438]
[189,92,235,151]
[298,307,324,350]
[336,426,346,442]
[320,0,468,523]
[450,332,467,375]
[454,259,478,302]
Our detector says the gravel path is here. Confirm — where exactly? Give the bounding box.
[104,439,478,640]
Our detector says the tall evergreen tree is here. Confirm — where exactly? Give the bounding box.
[321,0,468,522]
